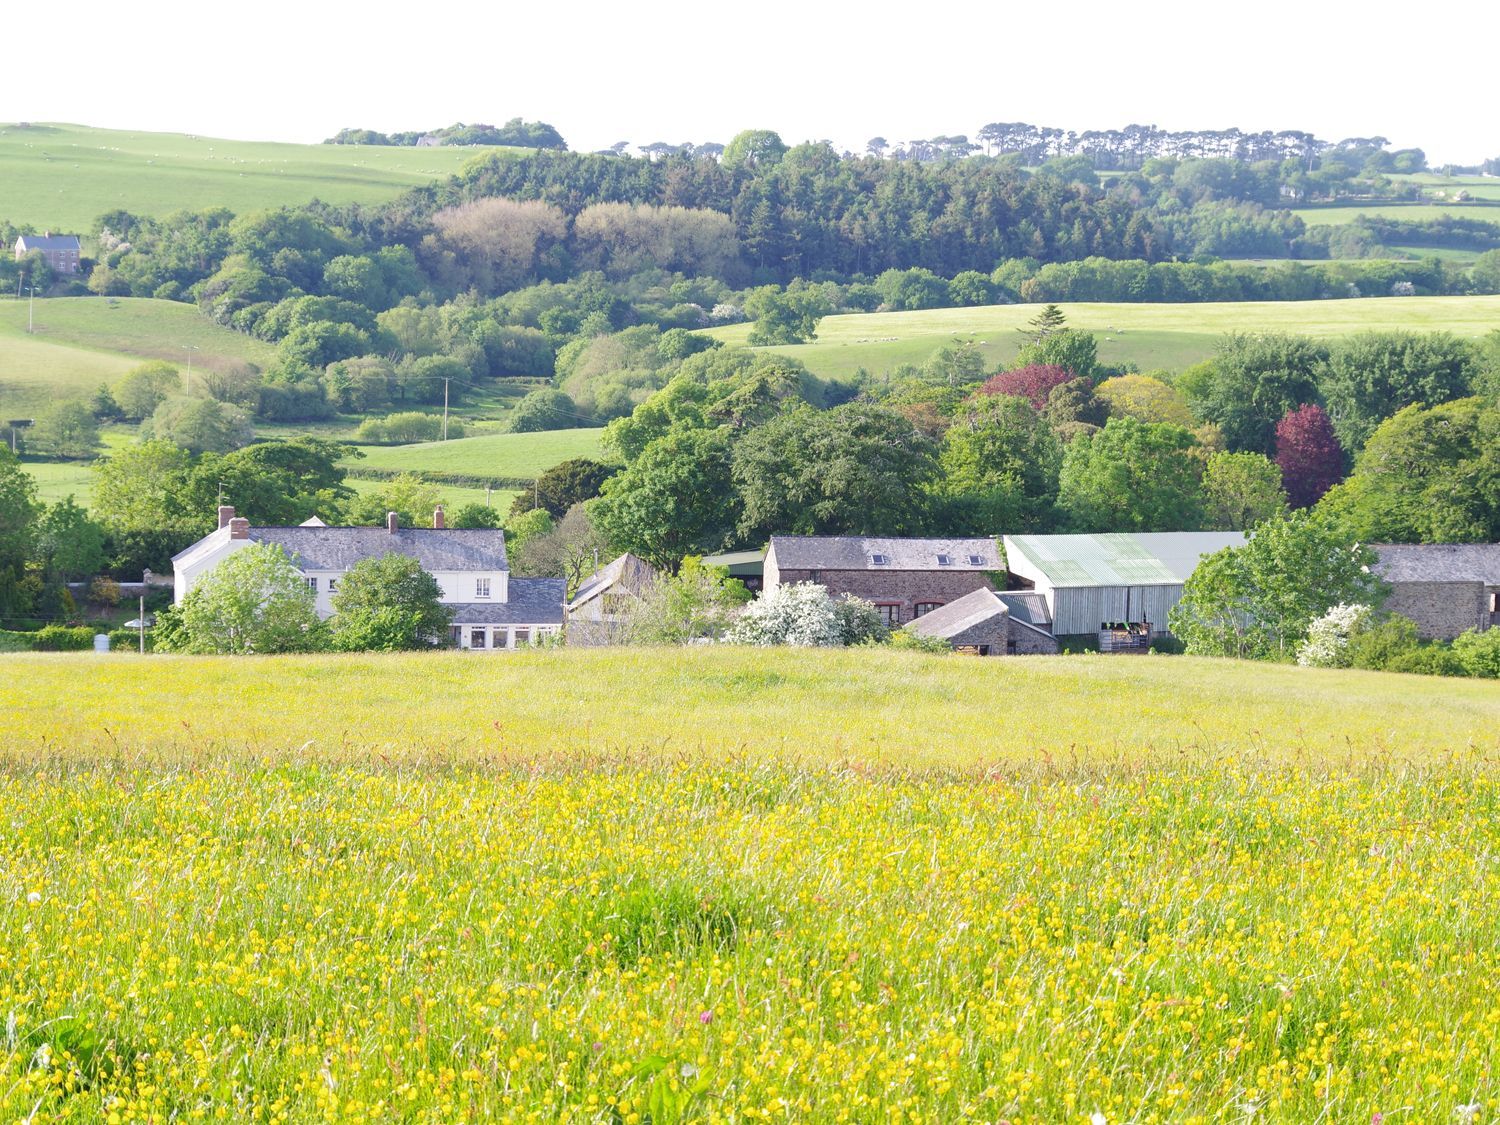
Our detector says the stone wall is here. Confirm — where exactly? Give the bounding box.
[1383,581,1489,640]
[771,567,994,625]
[1008,621,1061,655]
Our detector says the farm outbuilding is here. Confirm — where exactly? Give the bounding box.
[1002,532,1246,639]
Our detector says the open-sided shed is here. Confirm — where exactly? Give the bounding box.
[1002,532,1245,638]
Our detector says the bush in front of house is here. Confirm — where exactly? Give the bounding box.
[727,582,888,648]
[1452,628,1500,678]
[1296,603,1373,668]
[1385,645,1468,677]
[0,630,35,652]
[30,625,97,651]
[888,630,952,655]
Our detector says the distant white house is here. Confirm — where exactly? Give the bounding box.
[172,505,565,650]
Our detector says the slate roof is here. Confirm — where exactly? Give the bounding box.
[769,535,1001,572]
[568,553,657,610]
[1003,532,1245,588]
[248,526,508,572]
[1372,543,1500,585]
[15,233,81,252]
[449,579,566,626]
[905,588,1008,638]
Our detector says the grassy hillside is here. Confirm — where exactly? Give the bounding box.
[2,650,1498,1121]
[706,295,1500,382]
[1293,202,1500,225]
[0,122,518,231]
[8,647,1495,762]
[349,427,608,480]
[0,295,275,414]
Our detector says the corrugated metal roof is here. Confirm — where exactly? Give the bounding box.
[1004,532,1245,588]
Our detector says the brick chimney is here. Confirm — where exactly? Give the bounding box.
[218,504,235,529]
[433,505,445,529]
[228,517,250,540]
[387,511,399,534]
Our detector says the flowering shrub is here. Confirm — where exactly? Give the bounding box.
[727,582,886,647]
[1296,602,1372,667]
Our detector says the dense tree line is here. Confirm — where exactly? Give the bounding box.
[324,119,566,149]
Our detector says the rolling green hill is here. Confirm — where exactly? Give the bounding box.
[705,295,1500,382]
[0,122,520,232]
[0,296,275,414]
[349,427,608,481]
[1292,202,1500,226]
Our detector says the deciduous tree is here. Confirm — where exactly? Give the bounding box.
[1202,450,1287,530]
[1057,417,1205,532]
[1273,404,1344,508]
[731,403,938,540]
[1169,511,1381,661]
[329,554,452,651]
[169,542,323,654]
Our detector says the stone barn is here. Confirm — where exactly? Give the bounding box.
[902,588,1060,655]
[763,535,1003,627]
[1372,543,1500,640]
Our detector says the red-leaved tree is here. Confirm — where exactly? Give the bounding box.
[977,364,1075,409]
[1274,404,1344,508]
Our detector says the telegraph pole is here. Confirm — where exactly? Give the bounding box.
[182,345,200,393]
[442,377,450,441]
[139,568,152,655]
[27,286,37,334]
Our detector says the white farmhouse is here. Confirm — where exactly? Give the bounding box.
[173,506,565,650]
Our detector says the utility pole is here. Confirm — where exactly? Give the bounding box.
[182,345,200,393]
[27,286,37,334]
[139,568,151,655]
[442,377,450,441]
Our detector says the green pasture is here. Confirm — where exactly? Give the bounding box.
[705,295,1500,381]
[1391,172,1500,202]
[0,296,274,414]
[348,427,608,479]
[343,475,520,514]
[1294,202,1500,226]
[0,122,519,231]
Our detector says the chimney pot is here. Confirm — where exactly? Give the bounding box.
[218,504,235,529]
[433,505,445,529]
[387,511,399,534]
[228,517,250,540]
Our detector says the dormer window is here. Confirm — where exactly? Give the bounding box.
[936,554,953,566]
[869,553,890,566]
[475,577,491,599]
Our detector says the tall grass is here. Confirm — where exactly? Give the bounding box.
[2,649,1498,1120]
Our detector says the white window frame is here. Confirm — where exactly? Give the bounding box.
[475,576,491,599]
[306,576,318,592]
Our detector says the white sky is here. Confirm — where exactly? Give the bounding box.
[9,0,1498,163]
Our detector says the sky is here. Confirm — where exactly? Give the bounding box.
[9,0,1498,164]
